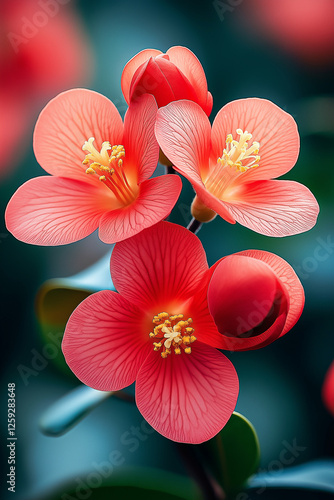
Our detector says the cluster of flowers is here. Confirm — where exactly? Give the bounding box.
[5,46,319,443]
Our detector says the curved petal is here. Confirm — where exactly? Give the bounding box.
[211,98,300,181]
[208,255,290,351]
[235,250,304,336]
[208,255,280,336]
[62,290,152,391]
[205,91,214,116]
[110,221,208,311]
[129,56,198,108]
[322,361,334,416]
[121,49,163,103]
[221,180,319,237]
[166,46,212,115]
[5,176,113,246]
[123,94,159,183]
[33,89,123,183]
[220,309,287,352]
[190,180,236,224]
[155,100,211,180]
[136,343,239,443]
[99,174,182,244]
[184,264,227,349]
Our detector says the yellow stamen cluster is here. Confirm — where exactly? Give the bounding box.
[218,129,260,173]
[82,137,134,205]
[150,312,196,358]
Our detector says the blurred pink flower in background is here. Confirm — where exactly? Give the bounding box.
[0,0,92,178]
[323,361,334,416]
[242,0,334,66]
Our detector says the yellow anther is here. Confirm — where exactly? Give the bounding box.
[82,159,90,165]
[90,162,102,170]
[184,347,192,354]
[217,128,260,173]
[85,167,96,174]
[99,175,106,182]
[174,347,181,355]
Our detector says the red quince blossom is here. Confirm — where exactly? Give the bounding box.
[121,46,213,115]
[0,0,92,177]
[62,221,239,444]
[5,90,181,245]
[322,361,334,416]
[155,98,319,237]
[207,250,305,351]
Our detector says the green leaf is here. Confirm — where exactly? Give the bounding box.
[39,385,113,436]
[35,252,114,376]
[197,411,260,496]
[36,467,202,500]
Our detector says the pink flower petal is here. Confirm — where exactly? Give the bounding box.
[155,100,235,224]
[155,100,211,181]
[33,89,123,183]
[207,254,289,351]
[136,343,239,443]
[221,179,319,236]
[5,176,113,245]
[98,174,182,244]
[208,255,278,335]
[235,250,304,336]
[211,98,300,181]
[129,57,198,108]
[121,49,163,103]
[62,291,151,391]
[191,181,237,224]
[110,221,208,311]
[123,94,159,183]
[322,361,334,416]
[185,265,227,349]
[166,46,213,115]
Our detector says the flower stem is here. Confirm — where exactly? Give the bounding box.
[176,443,226,500]
[166,165,175,175]
[187,217,203,234]
[113,391,135,403]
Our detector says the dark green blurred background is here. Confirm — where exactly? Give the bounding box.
[1,0,333,499]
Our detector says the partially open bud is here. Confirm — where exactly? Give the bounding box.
[122,46,213,116]
[207,251,304,351]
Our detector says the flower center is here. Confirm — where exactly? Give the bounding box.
[218,129,260,173]
[149,312,196,358]
[82,137,136,205]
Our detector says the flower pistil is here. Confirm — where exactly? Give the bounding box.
[218,129,260,173]
[82,137,136,205]
[149,312,196,358]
